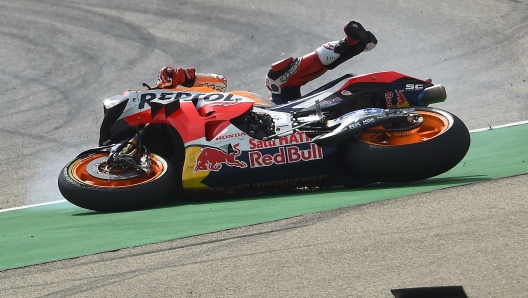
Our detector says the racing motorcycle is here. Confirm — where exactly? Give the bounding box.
[58,71,471,212]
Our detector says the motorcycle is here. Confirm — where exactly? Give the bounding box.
[58,71,470,212]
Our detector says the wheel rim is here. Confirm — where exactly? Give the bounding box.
[360,111,450,146]
[69,153,167,188]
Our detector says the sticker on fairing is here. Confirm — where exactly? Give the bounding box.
[331,108,384,125]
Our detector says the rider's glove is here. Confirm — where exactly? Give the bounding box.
[157,66,196,88]
[157,66,174,88]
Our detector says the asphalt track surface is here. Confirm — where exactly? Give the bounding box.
[1,0,528,297]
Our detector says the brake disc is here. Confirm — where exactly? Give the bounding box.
[86,156,147,180]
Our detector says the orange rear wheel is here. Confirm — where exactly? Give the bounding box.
[343,107,470,183]
[360,111,450,146]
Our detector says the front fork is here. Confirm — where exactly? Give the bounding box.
[106,125,152,173]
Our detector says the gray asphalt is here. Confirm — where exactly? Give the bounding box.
[1,0,527,297]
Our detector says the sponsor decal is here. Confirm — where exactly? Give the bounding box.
[247,132,324,168]
[253,175,326,189]
[196,82,227,92]
[364,108,383,114]
[265,77,276,92]
[197,175,327,193]
[216,75,228,85]
[321,97,342,106]
[193,133,325,173]
[249,131,311,150]
[349,121,361,129]
[405,83,424,91]
[214,132,246,141]
[249,143,323,168]
[322,43,335,51]
[194,143,247,172]
[337,108,383,122]
[341,90,352,96]
[385,91,395,108]
[362,118,375,125]
[138,92,242,109]
[395,90,409,108]
[197,184,250,194]
[207,102,240,107]
[279,58,301,83]
[386,90,409,108]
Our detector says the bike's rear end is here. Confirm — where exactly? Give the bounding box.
[282,71,470,184]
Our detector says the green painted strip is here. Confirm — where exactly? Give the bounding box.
[1,125,527,271]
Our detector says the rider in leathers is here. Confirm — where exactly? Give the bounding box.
[156,21,377,105]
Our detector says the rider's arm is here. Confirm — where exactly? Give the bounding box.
[157,67,196,88]
[157,67,227,92]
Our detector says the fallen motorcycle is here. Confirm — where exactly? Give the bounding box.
[58,71,470,212]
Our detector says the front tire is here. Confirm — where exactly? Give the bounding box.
[58,151,176,212]
[343,107,470,183]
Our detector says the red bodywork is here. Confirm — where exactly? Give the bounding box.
[122,89,255,144]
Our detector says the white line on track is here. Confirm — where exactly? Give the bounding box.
[0,200,67,213]
[469,120,528,133]
[2,120,527,214]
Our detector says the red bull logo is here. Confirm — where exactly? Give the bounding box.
[395,90,409,107]
[385,90,409,108]
[194,143,247,172]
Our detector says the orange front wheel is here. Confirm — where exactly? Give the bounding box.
[68,153,167,188]
[58,151,176,212]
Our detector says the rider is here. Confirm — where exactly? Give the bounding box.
[265,21,377,104]
[156,21,377,104]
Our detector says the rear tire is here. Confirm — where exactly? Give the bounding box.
[343,107,470,183]
[58,151,176,212]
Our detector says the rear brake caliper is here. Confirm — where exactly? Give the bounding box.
[378,111,423,132]
[354,109,422,134]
